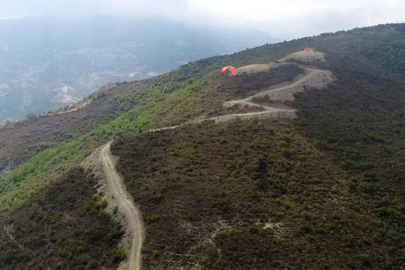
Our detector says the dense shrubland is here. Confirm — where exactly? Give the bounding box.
[0,23,404,268]
[112,119,396,269]
[0,168,124,269]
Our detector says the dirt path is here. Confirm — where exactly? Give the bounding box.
[100,142,144,270]
[4,225,27,251]
[53,99,92,115]
[51,83,116,116]
[150,62,333,129]
[222,67,333,120]
[82,55,333,270]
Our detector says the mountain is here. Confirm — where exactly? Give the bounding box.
[0,16,274,123]
[1,23,405,269]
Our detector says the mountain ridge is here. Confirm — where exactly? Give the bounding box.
[1,23,405,268]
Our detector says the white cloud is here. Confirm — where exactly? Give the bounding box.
[0,0,403,39]
[184,0,405,38]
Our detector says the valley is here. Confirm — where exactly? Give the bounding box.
[0,16,273,123]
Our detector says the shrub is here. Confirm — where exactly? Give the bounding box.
[149,192,163,203]
[199,256,212,268]
[113,247,127,263]
[360,254,371,267]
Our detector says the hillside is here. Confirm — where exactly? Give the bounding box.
[112,120,364,269]
[1,23,405,269]
[0,168,125,269]
[0,16,273,123]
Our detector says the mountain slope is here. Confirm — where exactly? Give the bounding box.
[1,23,405,269]
[0,168,124,269]
[112,120,371,269]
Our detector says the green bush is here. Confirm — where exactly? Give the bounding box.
[113,247,128,263]
[199,256,212,268]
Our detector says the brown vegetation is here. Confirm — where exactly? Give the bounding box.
[0,168,124,269]
[1,23,405,269]
[112,119,385,269]
[0,82,144,176]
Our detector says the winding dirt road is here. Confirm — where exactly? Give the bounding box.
[100,142,144,270]
[223,66,333,120]
[87,56,333,270]
[153,63,333,128]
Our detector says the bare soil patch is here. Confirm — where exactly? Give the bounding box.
[281,51,326,63]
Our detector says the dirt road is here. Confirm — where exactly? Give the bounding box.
[223,67,333,120]
[83,56,333,270]
[149,63,333,129]
[100,142,144,270]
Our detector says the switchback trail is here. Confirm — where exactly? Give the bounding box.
[222,66,333,120]
[154,61,333,128]
[100,142,144,270]
[85,56,333,270]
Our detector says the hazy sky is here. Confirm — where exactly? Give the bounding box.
[0,0,404,39]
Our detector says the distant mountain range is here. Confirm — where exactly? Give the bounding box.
[0,16,275,123]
